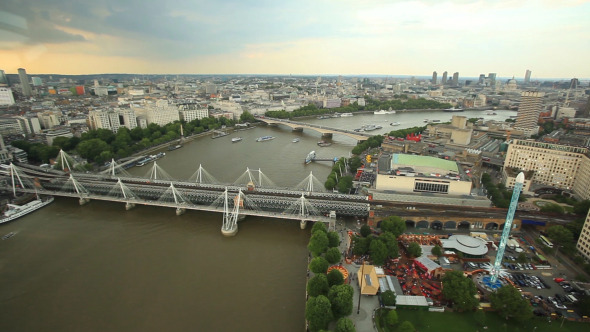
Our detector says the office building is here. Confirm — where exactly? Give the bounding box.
[503,139,587,191]
[0,70,8,85]
[524,70,531,84]
[432,71,437,85]
[88,109,138,132]
[0,87,15,106]
[32,77,43,86]
[452,72,459,86]
[514,91,544,137]
[37,111,62,129]
[179,104,208,122]
[18,68,33,97]
[478,74,485,85]
[441,71,448,85]
[576,210,590,261]
[488,73,497,87]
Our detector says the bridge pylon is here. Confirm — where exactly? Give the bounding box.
[110,178,137,210]
[222,188,243,236]
[7,163,33,197]
[159,183,189,215]
[64,174,90,205]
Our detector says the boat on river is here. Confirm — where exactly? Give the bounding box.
[443,107,464,112]
[232,137,243,143]
[390,122,401,126]
[292,138,300,143]
[340,113,353,117]
[363,124,382,131]
[168,144,182,151]
[256,136,275,142]
[1,196,54,225]
[374,110,396,115]
[305,151,316,164]
[317,140,332,147]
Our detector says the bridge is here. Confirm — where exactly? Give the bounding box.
[256,117,374,141]
[1,151,370,236]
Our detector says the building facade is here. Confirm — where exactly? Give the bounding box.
[0,87,15,106]
[503,139,587,191]
[576,210,590,262]
[514,91,545,137]
[88,109,138,132]
[17,68,33,97]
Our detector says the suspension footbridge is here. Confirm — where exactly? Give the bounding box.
[1,151,370,236]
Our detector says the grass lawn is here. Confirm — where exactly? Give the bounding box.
[376,309,588,332]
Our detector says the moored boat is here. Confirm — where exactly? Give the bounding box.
[443,107,464,112]
[374,110,396,115]
[305,151,316,164]
[390,122,401,126]
[317,140,332,147]
[340,113,353,117]
[292,138,300,143]
[232,137,243,143]
[1,196,54,225]
[168,144,182,151]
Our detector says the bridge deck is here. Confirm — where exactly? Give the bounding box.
[258,117,374,141]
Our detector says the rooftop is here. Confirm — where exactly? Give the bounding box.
[392,154,459,173]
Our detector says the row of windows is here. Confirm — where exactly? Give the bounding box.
[414,182,449,194]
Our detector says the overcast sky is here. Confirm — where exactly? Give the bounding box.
[0,0,588,78]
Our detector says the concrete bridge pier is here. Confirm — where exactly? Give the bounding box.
[176,208,186,216]
[321,133,333,138]
[125,202,136,210]
[300,220,307,229]
[221,224,238,237]
[79,197,90,205]
[292,127,303,132]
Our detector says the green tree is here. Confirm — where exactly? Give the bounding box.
[398,320,415,332]
[352,236,370,256]
[312,222,328,234]
[325,247,341,265]
[335,317,355,332]
[540,202,565,214]
[379,232,399,259]
[307,274,330,297]
[324,177,337,190]
[239,110,256,123]
[381,290,396,306]
[327,269,344,287]
[327,231,340,248]
[441,271,478,311]
[547,225,574,247]
[370,240,388,266]
[573,200,590,216]
[489,285,533,322]
[431,245,443,257]
[386,309,398,327]
[380,216,406,237]
[328,284,354,318]
[360,224,372,237]
[474,309,486,327]
[407,242,422,258]
[309,257,329,274]
[517,252,527,263]
[76,138,110,162]
[337,175,353,194]
[308,231,329,257]
[305,295,333,332]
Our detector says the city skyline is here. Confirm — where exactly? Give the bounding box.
[1,0,589,78]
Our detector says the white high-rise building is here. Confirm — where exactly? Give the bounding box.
[577,210,590,261]
[179,105,209,122]
[142,100,180,126]
[37,111,61,129]
[514,91,544,137]
[18,68,33,97]
[88,109,138,132]
[0,87,15,105]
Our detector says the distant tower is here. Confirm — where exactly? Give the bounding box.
[441,71,448,85]
[32,77,42,86]
[478,74,485,85]
[515,91,545,137]
[432,71,437,84]
[570,78,579,89]
[524,70,531,84]
[452,72,459,86]
[0,69,8,85]
[488,73,497,87]
[491,172,525,283]
[18,68,33,97]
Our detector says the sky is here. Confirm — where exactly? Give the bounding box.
[0,0,589,78]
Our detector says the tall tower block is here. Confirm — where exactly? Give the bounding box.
[18,68,33,97]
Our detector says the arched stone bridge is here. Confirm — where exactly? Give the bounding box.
[371,215,520,231]
[256,117,373,141]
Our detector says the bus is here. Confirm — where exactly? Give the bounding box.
[539,235,553,248]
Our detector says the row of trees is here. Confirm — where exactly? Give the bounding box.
[324,157,362,192]
[305,222,356,332]
[264,97,452,120]
[12,115,237,165]
[480,173,525,208]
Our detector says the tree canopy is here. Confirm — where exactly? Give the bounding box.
[381,290,396,306]
[327,269,344,287]
[360,224,372,237]
[398,320,415,332]
[407,242,422,258]
[441,270,479,311]
[325,247,342,265]
[305,295,333,332]
[386,309,398,327]
[380,216,406,237]
[431,245,443,257]
[309,257,330,274]
[328,284,354,318]
[379,232,399,259]
[327,231,340,248]
[308,231,329,257]
[489,285,533,322]
[311,221,328,234]
[335,317,356,332]
[370,240,388,266]
[307,274,330,297]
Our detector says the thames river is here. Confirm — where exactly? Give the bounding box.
[0,109,515,331]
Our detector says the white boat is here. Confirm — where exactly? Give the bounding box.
[1,196,54,224]
[232,137,243,143]
[486,111,497,115]
[340,113,353,117]
[374,110,396,115]
[256,136,275,142]
[292,138,300,143]
[305,151,316,164]
[363,124,382,131]
[390,122,401,126]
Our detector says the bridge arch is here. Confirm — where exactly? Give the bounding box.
[458,221,471,230]
[485,222,499,230]
[416,220,429,229]
[444,221,456,229]
[431,220,443,230]
[405,220,415,228]
[499,223,506,230]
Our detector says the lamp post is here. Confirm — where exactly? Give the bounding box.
[357,260,364,314]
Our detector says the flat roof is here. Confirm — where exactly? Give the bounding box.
[440,235,489,256]
[392,154,459,173]
[396,295,429,307]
